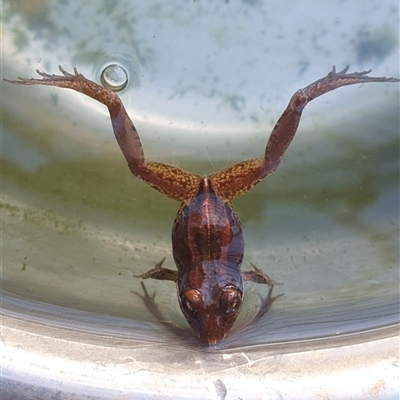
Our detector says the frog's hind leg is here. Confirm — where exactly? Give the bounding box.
[209,67,399,202]
[5,66,200,203]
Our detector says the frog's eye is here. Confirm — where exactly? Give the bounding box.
[221,286,243,316]
[182,289,202,316]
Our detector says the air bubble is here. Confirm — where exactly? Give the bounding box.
[100,64,128,91]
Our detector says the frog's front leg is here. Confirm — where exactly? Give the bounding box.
[209,66,399,201]
[4,66,200,203]
[241,263,279,287]
[133,257,178,282]
[242,264,284,323]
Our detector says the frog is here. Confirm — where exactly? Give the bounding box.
[5,66,399,344]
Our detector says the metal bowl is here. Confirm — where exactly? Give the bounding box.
[2,0,399,398]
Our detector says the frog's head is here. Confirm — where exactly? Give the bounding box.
[178,283,243,345]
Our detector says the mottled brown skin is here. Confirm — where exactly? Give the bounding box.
[172,177,245,342]
[5,66,399,344]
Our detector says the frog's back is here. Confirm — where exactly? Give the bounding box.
[172,177,244,291]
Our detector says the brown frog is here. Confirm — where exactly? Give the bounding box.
[5,66,399,344]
